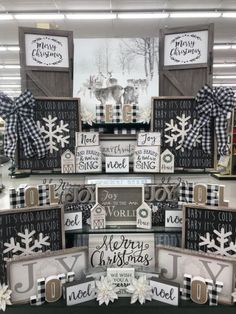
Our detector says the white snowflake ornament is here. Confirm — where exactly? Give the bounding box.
[164,114,201,151]
[3,229,50,260]
[0,283,12,312]
[81,110,96,126]
[199,228,236,256]
[95,276,119,306]
[126,275,153,305]
[37,115,70,153]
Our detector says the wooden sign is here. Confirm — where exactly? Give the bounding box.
[76,132,99,147]
[64,212,82,231]
[182,274,223,306]
[100,135,136,162]
[156,245,235,305]
[137,132,161,146]
[105,156,129,173]
[145,184,179,202]
[90,204,106,230]
[160,149,174,173]
[182,204,236,254]
[179,182,229,207]
[150,278,180,306]
[31,272,75,305]
[133,146,160,173]
[64,278,96,306]
[0,205,64,283]
[17,98,80,170]
[75,146,102,173]
[19,27,73,97]
[9,184,59,208]
[164,30,208,67]
[62,184,96,204]
[89,233,155,268]
[165,210,183,228]
[136,202,152,229]
[152,97,214,169]
[7,247,87,304]
[61,150,75,173]
[96,185,143,226]
[107,268,135,296]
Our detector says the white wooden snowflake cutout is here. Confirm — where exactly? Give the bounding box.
[199,228,236,256]
[3,229,50,260]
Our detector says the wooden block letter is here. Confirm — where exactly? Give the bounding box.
[105,104,113,123]
[123,104,132,123]
[25,187,39,207]
[193,184,207,205]
[190,276,208,304]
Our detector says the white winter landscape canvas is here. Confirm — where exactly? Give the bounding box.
[73,38,159,122]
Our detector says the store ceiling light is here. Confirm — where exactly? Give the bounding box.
[0,47,7,51]
[214,44,231,50]
[0,84,21,88]
[0,14,13,20]
[213,63,236,68]
[0,76,21,80]
[170,12,221,18]
[213,83,236,87]
[66,13,116,20]
[14,13,64,20]
[214,75,236,79]
[117,12,169,19]
[1,65,21,69]
[222,12,236,18]
[3,90,21,94]
[7,46,20,51]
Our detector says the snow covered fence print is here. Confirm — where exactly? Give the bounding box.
[0,205,64,283]
[151,97,214,169]
[17,98,81,170]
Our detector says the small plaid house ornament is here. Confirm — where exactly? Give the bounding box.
[91,203,106,230]
[61,149,75,174]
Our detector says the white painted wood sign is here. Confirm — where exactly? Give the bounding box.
[105,156,129,173]
[89,233,155,268]
[164,30,208,66]
[61,150,75,174]
[7,247,88,304]
[107,268,135,296]
[64,278,96,306]
[133,146,160,173]
[136,202,152,229]
[75,132,99,147]
[25,33,69,68]
[165,210,183,228]
[150,278,180,306]
[137,132,161,146]
[156,245,235,305]
[75,146,102,173]
[160,149,174,173]
[64,212,82,231]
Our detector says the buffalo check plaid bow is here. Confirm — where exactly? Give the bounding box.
[0,90,47,159]
[182,85,235,156]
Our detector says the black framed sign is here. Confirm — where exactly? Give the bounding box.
[17,97,81,170]
[182,204,236,255]
[96,185,144,226]
[151,97,214,169]
[0,205,64,283]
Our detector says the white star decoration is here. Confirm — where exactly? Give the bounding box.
[95,276,119,306]
[0,283,12,312]
[126,275,153,305]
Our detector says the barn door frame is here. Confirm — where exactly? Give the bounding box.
[159,24,214,96]
[19,27,73,96]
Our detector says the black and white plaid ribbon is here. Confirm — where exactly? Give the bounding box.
[183,85,235,156]
[0,90,47,159]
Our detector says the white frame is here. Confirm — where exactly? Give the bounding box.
[96,184,144,226]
